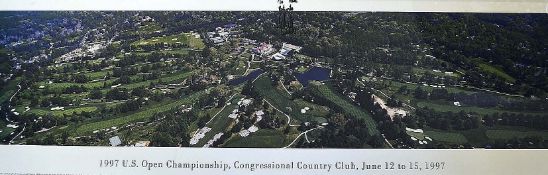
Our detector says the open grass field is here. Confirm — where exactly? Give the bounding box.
[27,106,98,118]
[478,63,516,83]
[52,69,112,81]
[376,78,474,95]
[133,48,193,56]
[194,94,242,147]
[223,129,287,148]
[187,34,205,50]
[253,76,327,123]
[121,70,193,89]
[132,33,204,50]
[406,130,426,140]
[83,70,111,80]
[412,67,461,78]
[132,33,189,46]
[135,22,162,34]
[37,79,116,91]
[486,130,548,140]
[416,100,547,116]
[424,130,469,144]
[309,82,380,136]
[74,90,206,135]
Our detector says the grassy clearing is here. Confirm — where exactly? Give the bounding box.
[478,63,516,83]
[406,130,426,140]
[412,67,461,78]
[131,33,204,50]
[121,70,193,89]
[424,130,468,144]
[486,130,548,140]
[27,106,97,117]
[84,70,110,80]
[132,33,189,46]
[133,48,192,56]
[74,91,205,135]
[223,129,286,148]
[38,79,115,91]
[187,33,205,50]
[229,60,247,75]
[254,76,327,123]
[309,82,379,136]
[377,78,474,95]
[416,100,547,116]
[194,94,242,147]
[135,23,162,34]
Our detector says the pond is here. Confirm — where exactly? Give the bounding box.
[228,69,264,86]
[295,67,330,87]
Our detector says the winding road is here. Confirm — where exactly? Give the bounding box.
[5,84,21,123]
[283,126,323,148]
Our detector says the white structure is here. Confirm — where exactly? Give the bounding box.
[50,107,65,111]
[228,113,238,119]
[109,136,122,146]
[203,132,224,148]
[272,53,286,60]
[239,130,250,137]
[282,43,302,53]
[406,127,424,133]
[238,98,252,107]
[190,127,212,145]
[248,125,259,133]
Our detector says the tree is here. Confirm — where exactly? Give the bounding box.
[241,80,254,96]
[368,134,385,148]
[151,133,175,147]
[197,114,211,128]
[89,89,103,99]
[414,87,428,99]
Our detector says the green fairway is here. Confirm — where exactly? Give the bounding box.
[133,48,192,56]
[416,100,547,116]
[253,76,327,123]
[135,23,162,34]
[132,33,204,50]
[424,130,468,144]
[412,67,461,78]
[132,33,189,46]
[194,94,242,147]
[74,90,206,135]
[224,129,287,148]
[83,70,111,80]
[376,78,474,95]
[120,71,193,89]
[187,34,205,50]
[27,106,98,118]
[38,79,116,91]
[309,83,380,136]
[478,63,516,83]
[486,130,548,140]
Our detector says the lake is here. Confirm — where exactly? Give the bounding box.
[228,69,264,86]
[295,67,330,87]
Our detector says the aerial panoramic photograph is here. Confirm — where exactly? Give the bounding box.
[0,11,547,149]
